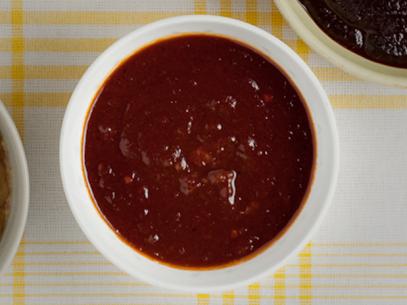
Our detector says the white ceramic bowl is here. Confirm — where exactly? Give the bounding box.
[274,0,407,87]
[60,15,339,292]
[0,101,29,274]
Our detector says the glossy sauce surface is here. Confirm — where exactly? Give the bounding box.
[300,0,407,68]
[84,35,314,267]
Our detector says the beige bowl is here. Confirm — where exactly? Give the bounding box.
[274,0,407,87]
[0,101,29,274]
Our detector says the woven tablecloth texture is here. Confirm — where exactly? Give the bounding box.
[1,0,407,304]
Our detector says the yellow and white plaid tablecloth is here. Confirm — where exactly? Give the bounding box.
[1,0,407,304]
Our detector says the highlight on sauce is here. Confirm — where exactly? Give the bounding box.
[84,34,315,268]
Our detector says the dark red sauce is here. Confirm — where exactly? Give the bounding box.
[300,0,407,68]
[84,35,314,268]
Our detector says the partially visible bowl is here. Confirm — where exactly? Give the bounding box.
[0,101,29,274]
[274,0,407,87]
[60,15,339,292]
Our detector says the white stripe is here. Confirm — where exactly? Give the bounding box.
[15,79,406,96]
[283,25,299,41]
[0,1,11,10]
[0,25,12,38]
[206,1,219,12]
[25,52,98,65]
[25,79,77,93]
[16,296,193,305]
[231,0,246,11]
[23,52,329,69]
[261,25,272,34]
[0,79,12,92]
[307,54,333,67]
[24,24,140,39]
[322,81,407,96]
[257,0,272,11]
[0,52,12,65]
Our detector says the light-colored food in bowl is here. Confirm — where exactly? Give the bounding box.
[0,135,9,238]
[0,101,29,275]
[61,15,338,291]
[274,0,407,87]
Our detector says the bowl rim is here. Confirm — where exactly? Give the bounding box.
[0,101,30,274]
[274,0,407,88]
[60,14,339,292]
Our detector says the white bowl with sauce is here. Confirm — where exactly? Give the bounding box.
[60,15,339,292]
[0,100,29,274]
[274,0,407,87]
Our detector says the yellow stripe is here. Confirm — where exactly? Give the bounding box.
[2,93,406,110]
[285,40,311,59]
[219,0,232,18]
[0,11,11,24]
[268,283,407,289]
[0,65,355,81]
[11,2,25,304]
[0,39,12,51]
[313,252,407,257]
[12,261,407,268]
[314,242,407,247]
[0,65,86,79]
[10,0,25,135]
[2,11,286,26]
[299,243,312,305]
[194,0,207,14]
[17,240,407,246]
[245,0,258,25]
[332,95,407,108]
[20,251,100,256]
[290,263,407,268]
[274,267,286,305]
[305,296,407,300]
[197,293,210,305]
[14,261,112,266]
[248,283,260,305]
[296,40,311,60]
[275,296,407,300]
[3,293,407,300]
[5,282,407,290]
[296,273,407,279]
[6,271,124,276]
[2,92,71,107]
[12,245,25,305]
[26,38,114,52]
[0,38,115,52]
[222,290,235,305]
[256,295,407,300]
[11,260,407,268]
[21,240,90,245]
[0,66,12,78]
[7,289,407,300]
[266,6,311,59]
[24,11,185,25]
[271,2,283,39]
[312,67,356,81]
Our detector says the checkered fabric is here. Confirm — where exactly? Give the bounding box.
[1,0,407,304]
